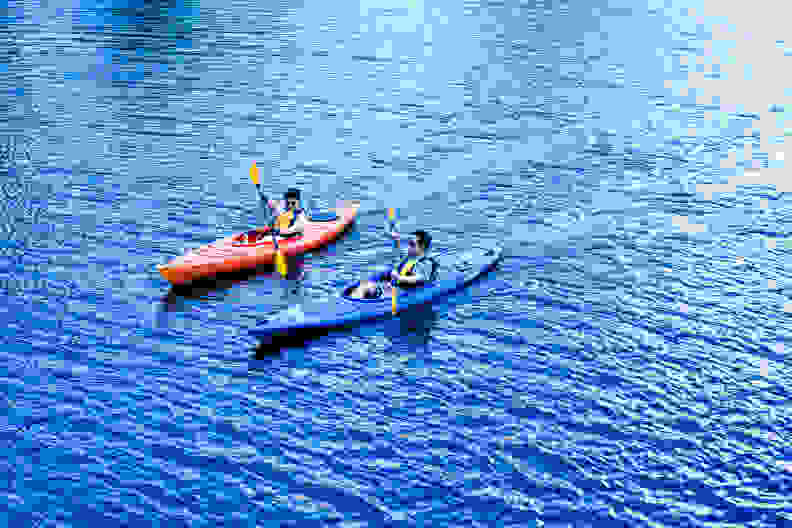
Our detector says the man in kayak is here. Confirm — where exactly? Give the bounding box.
[347,230,437,299]
[246,188,307,241]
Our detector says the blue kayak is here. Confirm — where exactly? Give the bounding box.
[250,244,503,339]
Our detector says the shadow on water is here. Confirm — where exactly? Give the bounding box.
[249,247,500,359]
[159,256,306,312]
[252,327,333,359]
[251,302,439,360]
[383,302,438,349]
[157,215,359,314]
[155,218,358,333]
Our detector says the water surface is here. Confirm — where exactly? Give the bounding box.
[2,0,791,526]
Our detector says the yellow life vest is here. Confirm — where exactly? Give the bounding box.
[276,208,302,231]
[395,257,419,278]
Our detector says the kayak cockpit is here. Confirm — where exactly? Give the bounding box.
[342,281,387,302]
[307,211,339,222]
[231,230,304,246]
[341,272,441,302]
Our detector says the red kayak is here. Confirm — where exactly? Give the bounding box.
[158,201,359,286]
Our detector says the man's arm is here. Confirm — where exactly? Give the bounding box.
[269,199,284,215]
[252,200,284,234]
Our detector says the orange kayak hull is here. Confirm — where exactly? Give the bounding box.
[158,203,359,286]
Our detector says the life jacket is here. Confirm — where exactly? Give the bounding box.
[393,255,438,281]
[395,257,419,278]
[276,208,303,231]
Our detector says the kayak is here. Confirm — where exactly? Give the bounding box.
[159,201,358,286]
[250,244,502,339]
[158,202,359,286]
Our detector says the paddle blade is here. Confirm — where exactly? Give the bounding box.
[387,208,399,247]
[275,250,288,277]
[249,162,260,187]
[391,284,397,315]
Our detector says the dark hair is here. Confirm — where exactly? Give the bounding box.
[412,230,431,250]
[284,188,300,200]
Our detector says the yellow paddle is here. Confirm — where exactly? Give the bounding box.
[387,208,401,314]
[391,277,398,315]
[272,226,288,277]
[388,207,399,248]
[249,162,288,277]
[271,202,288,278]
[249,161,261,192]
[248,161,269,221]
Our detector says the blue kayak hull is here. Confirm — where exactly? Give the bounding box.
[250,245,502,338]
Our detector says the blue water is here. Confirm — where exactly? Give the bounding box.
[2,0,791,526]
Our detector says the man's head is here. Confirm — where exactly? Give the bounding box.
[284,188,301,209]
[408,230,431,256]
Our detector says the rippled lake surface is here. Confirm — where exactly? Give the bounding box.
[2,0,791,526]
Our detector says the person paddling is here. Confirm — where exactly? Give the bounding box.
[269,188,307,237]
[347,230,437,299]
[245,188,307,241]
